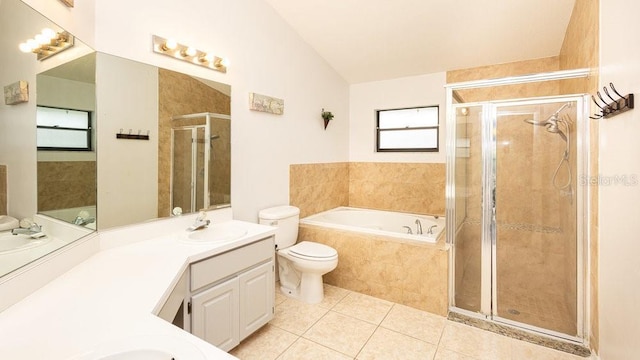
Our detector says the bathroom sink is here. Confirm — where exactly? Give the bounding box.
[183,223,248,244]
[69,334,206,360]
[97,349,173,360]
[0,233,49,255]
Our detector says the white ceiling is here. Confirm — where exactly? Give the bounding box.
[265,0,576,84]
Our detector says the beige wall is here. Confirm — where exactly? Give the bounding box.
[300,224,449,316]
[290,162,445,219]
[37,161,96,211]
[558,0,600,352]
[289,163,349,219]
[157,68,231,217]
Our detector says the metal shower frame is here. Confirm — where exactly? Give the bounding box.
[444,68,592,346]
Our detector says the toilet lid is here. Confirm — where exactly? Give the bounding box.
[289,241,337,259]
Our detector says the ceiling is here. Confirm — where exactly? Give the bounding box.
[265,0,576,84]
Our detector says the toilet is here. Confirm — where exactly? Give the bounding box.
[259,205,338,304]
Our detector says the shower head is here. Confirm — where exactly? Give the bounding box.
[523,102,572,141]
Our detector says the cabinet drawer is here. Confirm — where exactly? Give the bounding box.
[191,237,273,292]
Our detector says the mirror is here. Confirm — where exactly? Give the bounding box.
[0,0,231,278]
[95,53,231,229]
[0,0,96,277]
[36,53,97,229]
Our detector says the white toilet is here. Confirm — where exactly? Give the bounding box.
[259,205,338,304]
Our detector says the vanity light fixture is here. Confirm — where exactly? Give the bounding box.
[18,28,74,61]
[152,35,228,73]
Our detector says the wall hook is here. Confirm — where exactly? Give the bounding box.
[590,82,634,119]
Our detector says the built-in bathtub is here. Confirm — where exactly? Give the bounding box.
[298,206,449,316]
[300,206,445,243]
[39,205,97,230]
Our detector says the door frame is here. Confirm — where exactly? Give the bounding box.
[444,68,591,346]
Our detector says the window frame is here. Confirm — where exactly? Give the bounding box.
[36,105,92,151]
[375,105,440,153]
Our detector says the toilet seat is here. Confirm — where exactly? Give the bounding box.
[288,241,337,261]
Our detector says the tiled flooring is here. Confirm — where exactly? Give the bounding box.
[230,284,585,360]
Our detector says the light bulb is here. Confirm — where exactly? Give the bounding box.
[27,39,39,50]
[41,28,57,40]
[204,53,215,62]
[35,34,49,45]
[19,42,32,53]
[184,47,197,57]
[215,57,230,68]
[163,38,177,51]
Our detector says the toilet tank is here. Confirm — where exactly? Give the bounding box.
[258,205,300,249]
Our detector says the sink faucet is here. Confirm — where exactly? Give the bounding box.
[73,216,95,226]
[402,226,413,234]
[427,225,438,235]
[187,211,210,231]
[415,219,423,235]
[12,222,44,237]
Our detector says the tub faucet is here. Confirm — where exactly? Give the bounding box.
[427,225,438,235]
[415,219,423,235]
[402,226,413,234]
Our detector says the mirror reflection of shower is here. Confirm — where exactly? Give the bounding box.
[524,103,574,201]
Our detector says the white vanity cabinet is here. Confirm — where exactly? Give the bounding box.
[189,237,275,352]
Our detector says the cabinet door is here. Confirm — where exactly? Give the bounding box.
[238,261,274,340]
[191,277,239,352]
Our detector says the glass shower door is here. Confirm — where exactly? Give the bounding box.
[172,128,194,213]
[452,104,485,313]
[493,99,579,337]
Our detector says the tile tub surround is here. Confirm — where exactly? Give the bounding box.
[0,165,6,215]
[290,162,446,219]
[289,162,349,219]
[37,161,96,211]
[231,283,586,360]
[299,224,449,316]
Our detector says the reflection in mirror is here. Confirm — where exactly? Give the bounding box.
[37,53,97,229]
[157,68,231,219]
[95,54,231,229]
[0,0,95,278]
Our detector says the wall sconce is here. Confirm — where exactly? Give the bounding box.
[152,35,228,73]
[18,28,74,61]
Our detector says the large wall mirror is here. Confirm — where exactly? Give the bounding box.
[0,0,231,278]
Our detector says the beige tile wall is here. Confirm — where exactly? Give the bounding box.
[289,162,349,219]
[300,224,449,316]
[290,161,448,316]
[558,0,600,351]
[349,162,446,216]
[37,161,97,211]
[0,165,6,215]
[157,68,231,217]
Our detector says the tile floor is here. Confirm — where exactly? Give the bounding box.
[230,284,586,360]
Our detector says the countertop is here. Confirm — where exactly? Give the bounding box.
[0,218,276,359]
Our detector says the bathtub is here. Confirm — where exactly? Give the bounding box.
[39,205,97,230]
[300,207,445,244]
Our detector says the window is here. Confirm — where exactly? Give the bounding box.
[376,106,439,152]
[37,106,91,151]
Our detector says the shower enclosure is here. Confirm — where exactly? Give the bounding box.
[170,112,231,214]
[446,71,590,344]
